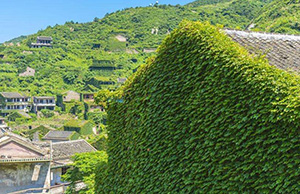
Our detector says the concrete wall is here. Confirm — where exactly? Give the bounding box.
[51,168,64,185]
[0,162,50,193]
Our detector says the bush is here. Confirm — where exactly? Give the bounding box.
[41,109,55,118]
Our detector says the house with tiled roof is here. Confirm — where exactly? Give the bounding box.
[0,92,31,117]
[32,96,56,113]
[0,132,52,193]
[42,130,79,142]
[31,36,53,48]
[19,67,35,77]
[0,131,96,193]
[51,139,96,186]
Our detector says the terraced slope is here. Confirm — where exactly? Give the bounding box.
[253,0,300,34]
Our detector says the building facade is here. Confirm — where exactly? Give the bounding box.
[0,92,31,117]
[0,133,52,194]
[32,96,56,113]
[31,36,53,48]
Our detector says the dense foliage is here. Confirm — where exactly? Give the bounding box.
[101,21,300,193]
[63,151,108,194]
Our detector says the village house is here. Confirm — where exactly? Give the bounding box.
[56,90,81,111]
[19,67,35,77]
[31,36,53,48]
[143,48,157,53]
[0,92,31,117]
[89,104,105,112]
[0,132,52,194]
[32,96,56,113]
[42,130,79,142]
[117,77,127,84]
[51,140,97,186]
[0,132,96,193]
[58,90,80,103]
[82,92,95,102]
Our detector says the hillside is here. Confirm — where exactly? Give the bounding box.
[102,20,300,193]
[253,0,300,34]
[4,35,27,45]
[0,0,288,96]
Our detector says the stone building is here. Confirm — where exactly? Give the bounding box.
[31,36,53,48]
[51,139,96,186]
[32,96,56,113]
[42,130,79,142]
[0,132,52,193]
[0,92,31,117]
[117,77,127,84]
[0,132,96,193]
[19,67,35,77]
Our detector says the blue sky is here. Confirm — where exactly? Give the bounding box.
[0,0,193,43]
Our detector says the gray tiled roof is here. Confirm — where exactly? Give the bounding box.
[52,139,96,159]
[37,36,53,41]
[17,111,32,119]
[0,92,25,98]
[225,30,300,72]
[34,96,55,99]
[43,131,74,140]
[117,78,127,83]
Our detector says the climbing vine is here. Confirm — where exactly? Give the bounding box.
[99,21,300,193]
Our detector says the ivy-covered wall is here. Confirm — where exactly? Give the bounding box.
[64,120,93,135]
[100,21,300,193]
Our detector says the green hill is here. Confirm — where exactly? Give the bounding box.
[4,35,27,45]
[102,20,300,193]
[253,0,300,34]
[0,0,292,96]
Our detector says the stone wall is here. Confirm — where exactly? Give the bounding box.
[0,162,50,193]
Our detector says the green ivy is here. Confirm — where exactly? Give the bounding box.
[99,21,300,193]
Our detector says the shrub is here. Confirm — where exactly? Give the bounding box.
[41,109,55,118]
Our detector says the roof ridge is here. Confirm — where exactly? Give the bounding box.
[224,29,300,41]
[0,133,47,155]
[52,139,97,151]
[52,139,86,144]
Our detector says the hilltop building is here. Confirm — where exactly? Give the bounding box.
[19,67,35,77]
[32,96,56,113]
[117,77,127,84]
[0,92,31,117]
[57,90,80,103]
[31,36,53,48]
[82,93,95,102]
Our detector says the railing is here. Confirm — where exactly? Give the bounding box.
[33,103,55,106]
[7,181,85,194]
[0,157,52,163]
[7,187,50,194]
